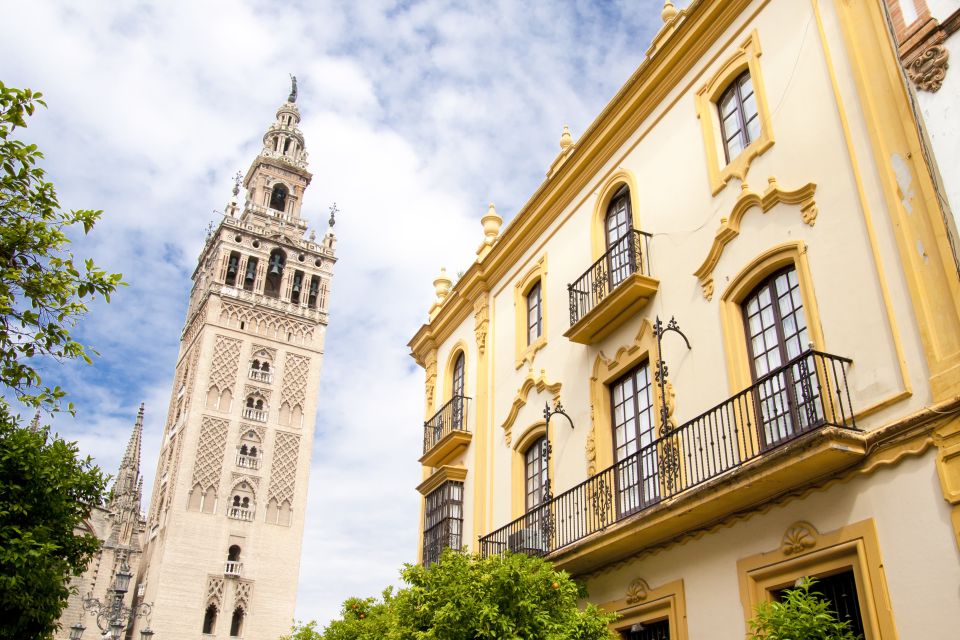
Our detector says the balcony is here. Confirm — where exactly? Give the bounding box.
[248,369,272,384]
[420,396,472,468]
[224,561,243,577]
[564,230,659,344]
[242,407,267,422]
[227,507,254,522]
[236,454,260,470]
[479,351,864,574]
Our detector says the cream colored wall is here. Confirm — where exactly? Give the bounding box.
[585,450,960,638]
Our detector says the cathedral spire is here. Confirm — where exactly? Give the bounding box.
[110,403,144,511]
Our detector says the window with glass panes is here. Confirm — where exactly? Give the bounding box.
[743,266,822,448]
[422,481,464,566]
[524,436,548,511]
[610,362,660,515]
[452,352,465,430]
[620,618,670,640]
[718,71,760,162]
[605,187,634,288]
[526,281,542,345]
[773,570,865,639]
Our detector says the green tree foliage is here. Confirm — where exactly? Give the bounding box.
[284,550,617,640]
[748,577,861,640]
[0,81,123,639]
[0,405,108,640]
[0,81,124,412]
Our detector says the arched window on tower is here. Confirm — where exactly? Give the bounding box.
[264,249,286,299]
[202,605,218,634]
[225,544,242,577]
[230,607,245,637]
[269,184,288,212]
[224,251,241,287]
[242,257,258,292]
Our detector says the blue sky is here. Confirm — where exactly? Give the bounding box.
[1,0,663,627]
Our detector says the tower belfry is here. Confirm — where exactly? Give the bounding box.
[134,80,337,640]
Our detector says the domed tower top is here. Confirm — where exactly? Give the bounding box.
[258,75,308,170]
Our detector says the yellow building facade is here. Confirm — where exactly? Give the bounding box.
[408,0,960,638]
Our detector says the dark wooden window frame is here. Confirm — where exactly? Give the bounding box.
[609,361,659,517]
[524,436,548,512]
[526,281,542,346]
[422,480,464,566]
[718,70,760,163]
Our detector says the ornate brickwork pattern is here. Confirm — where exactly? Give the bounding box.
[209,335,242,393]
[180,301,208,350]
[235,580,253,610]
[243,384,272,401]
[280,353,310,411]
[220,300,315,342]
[239,423,266,442]
[231,472,261,488]
[267,432,301,505]
[191,416,229,492]
[206,576,225,608]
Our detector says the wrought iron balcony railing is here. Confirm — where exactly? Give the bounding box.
[480,350,855,558]
[568,229,653,326]
[423,395,471,454]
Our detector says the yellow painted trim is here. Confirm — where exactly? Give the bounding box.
[932,416,960,549]
[471,294,491,552]
[719,241,826,395]
[415,464,468,496]
[501,369,562,446]
[599,578,688,640]
[737,518,899,639]
[832,0,960,399]
[590,169,643,261]
[809,0,912,404]
[588,319,660,475]
[514,255,548,370]
[510,422,553,520]
[693,179,818,299]
[695,29,775,196]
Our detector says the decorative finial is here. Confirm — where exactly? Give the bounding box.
[433,267,453,304]
[559,125,573,151]
[232,171,242,197]
[288,74,298,103]
[328,202,338,228]
[309,229,317,242]
[481,202,502,246]
[661,0,678,22]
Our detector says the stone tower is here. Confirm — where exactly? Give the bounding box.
[134,81,336,640]
[55,406,146,639]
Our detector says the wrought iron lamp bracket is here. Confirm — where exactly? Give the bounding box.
[653,315,692,435]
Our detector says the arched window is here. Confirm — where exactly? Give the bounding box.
[524,436,548,512]
[232,496,241,507]
[246,397,255,408]
[260,361,270,372]
[255,399,263,410]
[242,257,258,292]
[251,359,261,371]
[526,281,542,346]
[239,444,248,456]
[227,545,241,562]
[230,607,245,637]
[225,251,241,286]
[269,184,288,212]
[743,266,819,447]
[718,71,760,162]
[265,249,286,299]
[605,186,634,288]
[202,605,217,634]
[452,351,465,430]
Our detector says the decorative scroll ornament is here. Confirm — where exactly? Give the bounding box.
[907,44,949,92]
[501,369,562,446]
[781,521,819,555]
[474,296,489,354]
[625,577,652,604]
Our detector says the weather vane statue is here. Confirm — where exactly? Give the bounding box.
[288,74,298,103]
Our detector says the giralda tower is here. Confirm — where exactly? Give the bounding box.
[134,79,336,639]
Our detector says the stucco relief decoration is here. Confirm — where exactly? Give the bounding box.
[585,420,598,476]
[191,416,229,493]
[235,580,253,610]
[907,43,949,92]
[474,297,489,355]
[244,384,272,402]
[240,423,266,442]
[625,577,652,604]
[184,345,202,409]
[280,353,310,411]
[220,300,314,342]
[180,303,207,348]
[424,351,438,411]
[268,432,301,505]
[501,369,562,446]
[694,178,818,299]
[209,335,242,394]
[231,473,261,488]
[206,576,225,608]
[781,520,819,555]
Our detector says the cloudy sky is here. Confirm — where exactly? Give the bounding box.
[1,0,663,628]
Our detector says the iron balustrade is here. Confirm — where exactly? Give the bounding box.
[568,230,653,326]
[423,395,471,454]
[479,350,855,557]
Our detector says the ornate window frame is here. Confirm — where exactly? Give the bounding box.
[736,518,899,639]
[510,422,551,520]
[719,241,826,395]
[514,255,548,369]
[599,578,689,640]
[590,170,643,260]
[696,29,774,196]
[442,341,469,400]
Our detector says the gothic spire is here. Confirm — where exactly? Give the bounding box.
[110,403,144,511]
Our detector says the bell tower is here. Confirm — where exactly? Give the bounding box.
[134,78,337,640]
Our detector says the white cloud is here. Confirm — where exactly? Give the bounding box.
[1,0,661,628]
